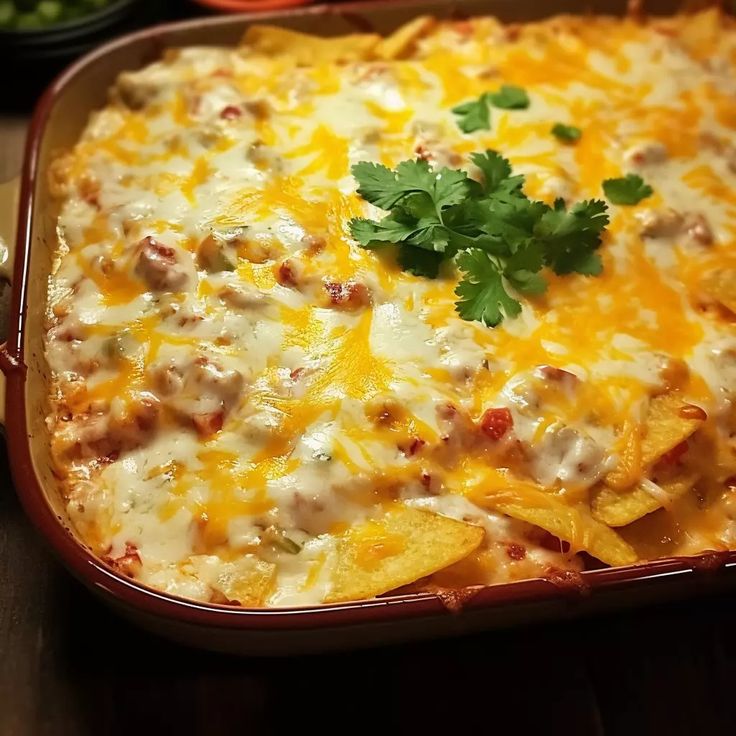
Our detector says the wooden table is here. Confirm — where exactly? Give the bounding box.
[2,42,736,736]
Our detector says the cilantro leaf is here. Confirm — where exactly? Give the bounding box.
[351,159,471,212]
[536,199,609,275]
[470,151,525,197]
[479,196,549,251]
[350,162,407,209]
[551,123,582,143]
[430,167,473,210]
[489,85,530,110]
[397,244,444,278]
[452,86,529,133]
[505,269,548,295]
[349,214,417,246]
[505,240,545,274]
[602,174,653,205]
[393,158,436,193]
[452,94,492,133]
[455,249,521,326]
[504,241,548,295]
[403,221,450,252]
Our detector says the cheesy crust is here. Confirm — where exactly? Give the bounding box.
[45,9,736,606]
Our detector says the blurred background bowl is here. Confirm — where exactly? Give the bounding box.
[0,0,166,108]
[191,0,313,12]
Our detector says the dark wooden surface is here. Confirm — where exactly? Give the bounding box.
[2,430,736,736]
[2,5,736,733]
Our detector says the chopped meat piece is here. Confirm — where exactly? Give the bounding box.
[149,362,185,396]
[531,423,606,490]
[218,283,270,310]
[148,357,244,434]
[638,208,714,245]
[54,392,160,461]
[135,236,195,292]
[192,411,225,437]
[115,70,165,110]
[638,208,684,238]
[682,213,713,246]
[244,99,271,120]
[625,141,668,166]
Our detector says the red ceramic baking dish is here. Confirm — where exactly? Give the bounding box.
[2,0,736,656]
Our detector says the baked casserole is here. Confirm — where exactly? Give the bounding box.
[45,7,736,606]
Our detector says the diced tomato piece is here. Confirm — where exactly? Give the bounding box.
[400,437,425,457]
[480,407,513,440]
[505,542,527,561]
[678,404,707,421]
[192,411,224,437]
[414,143,432,161]
[220,105,242,120]
[276,260,297,287]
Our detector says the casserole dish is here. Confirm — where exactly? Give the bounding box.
[3,0,736,655]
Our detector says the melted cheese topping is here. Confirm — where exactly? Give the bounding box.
[46,9,736,606]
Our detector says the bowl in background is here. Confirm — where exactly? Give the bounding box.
[191,0,313,13]
[0,0,163,108]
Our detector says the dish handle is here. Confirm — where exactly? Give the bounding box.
[0,176,20,427]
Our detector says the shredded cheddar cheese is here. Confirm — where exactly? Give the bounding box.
[46,8,736,607]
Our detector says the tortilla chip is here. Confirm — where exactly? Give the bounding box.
[641,392,706,467]
[472,482,637,567]
[674,8,723,61]
[701,267,736,315]
[324,505,484,603]
[242,25,380,65]
[374,16,435,59]
[591,474,698,527]
[213,557,276,606]
[605,420,643,490]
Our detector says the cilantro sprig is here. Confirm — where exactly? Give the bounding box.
[349,151,609,327]
[603,174,653,205]
[452,85,530,133]
[451,95,492,133]
[489,85,530,110]
[551,123,582,143]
